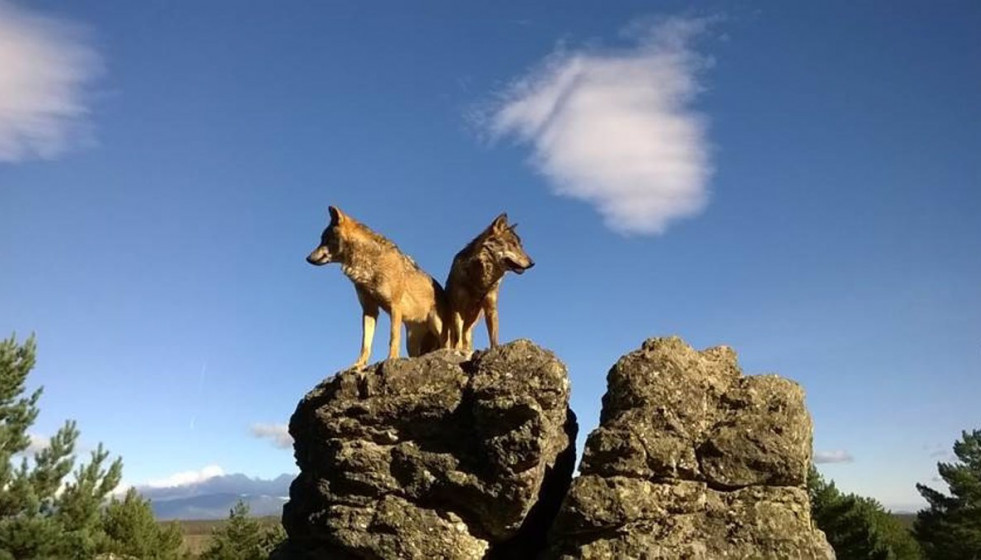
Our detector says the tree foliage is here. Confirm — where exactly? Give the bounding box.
[914,429,981,559]
[0,334,184,559]
[808,464,922,560]
[199,500,285,560]
[99,487,185,559]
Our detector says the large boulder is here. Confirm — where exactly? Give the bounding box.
[545,336,834,559]
[277,340,578,560]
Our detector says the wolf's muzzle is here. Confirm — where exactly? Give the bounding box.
[306,249,331,266]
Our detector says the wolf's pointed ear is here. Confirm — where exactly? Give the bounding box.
[328,206,346,225]
[490,212,509,232]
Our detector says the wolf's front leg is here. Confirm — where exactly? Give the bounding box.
[450,310,465,350]
[461,308,482,352]
[388,307,403,360]
[482,292,499,347]
[355,309,377,369]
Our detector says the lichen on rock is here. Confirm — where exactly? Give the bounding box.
[275,336,833,560]
[276,340,577,560]
[545,336,834,560]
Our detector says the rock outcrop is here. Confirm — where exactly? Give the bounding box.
[276,336,833,560]
[544,337,834,559]
[277,340,578,560]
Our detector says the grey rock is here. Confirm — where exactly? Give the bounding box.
[278,340,577,559]
[545,336,834,559]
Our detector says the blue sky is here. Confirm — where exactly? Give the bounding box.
[1,1,978,510]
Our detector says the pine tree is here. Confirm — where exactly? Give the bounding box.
[808,465,922,560]
[200,500,285,560]
[0,334,185,559]
[54,443,124,557]
[98,487,185,559]
[915,429,981,559]
[0,334,77,559]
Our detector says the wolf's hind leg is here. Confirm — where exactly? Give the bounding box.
[406,327,423,357]
[429,312,448,350]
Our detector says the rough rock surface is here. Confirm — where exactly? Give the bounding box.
[545,336,834,559]
[276,340,578,560]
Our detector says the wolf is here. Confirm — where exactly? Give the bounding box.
[306,206,446,369]
[444,213,534,351]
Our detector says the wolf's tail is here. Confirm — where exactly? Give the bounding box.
[419,277,451,355]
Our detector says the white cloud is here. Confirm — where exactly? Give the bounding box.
[113,464,227,497]
[23,433,50,455]
[485,16,715,235]
[0,1,102,162]
[143,464,225,489]
[250,423,293,449]
[814,450,854,464]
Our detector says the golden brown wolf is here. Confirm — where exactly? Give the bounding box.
[445,213,534,351]
[306,206,446,368]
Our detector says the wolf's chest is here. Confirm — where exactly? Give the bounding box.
[343,265,390,295]
[462,259,503,294]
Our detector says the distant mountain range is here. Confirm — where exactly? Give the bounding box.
[142,472,920,522]
[141,473,294,520]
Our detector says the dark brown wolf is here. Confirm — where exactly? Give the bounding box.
[444,213,534,351]
[306,206,446,368]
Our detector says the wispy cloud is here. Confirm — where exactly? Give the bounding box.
[13,433,51,457]
[0,1,102,162]
[143,464,225,489]
[814,450,854,464]
[250,423,293,449]
[925,442,956,462]
[26,433,50,455]
[483,16,716,235]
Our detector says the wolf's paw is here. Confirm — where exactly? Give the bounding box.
[448,348,474,361]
